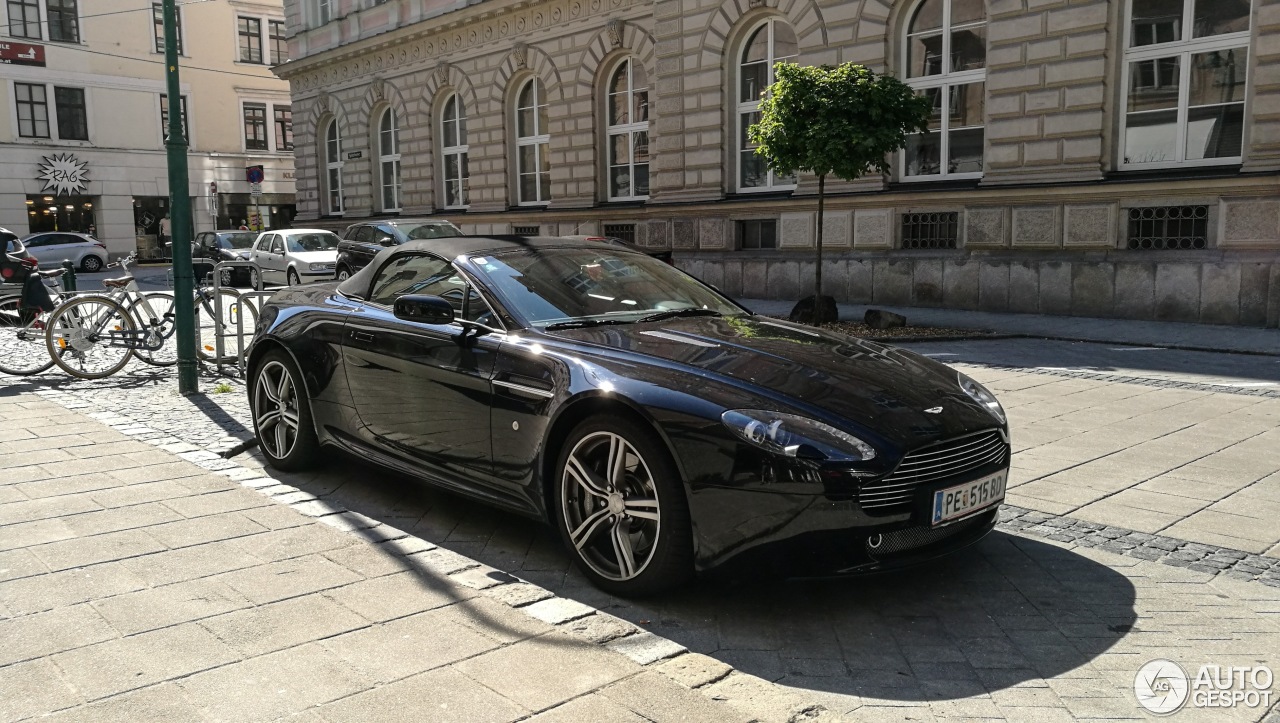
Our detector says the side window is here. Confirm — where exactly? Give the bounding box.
[369,254,453,306]
[354,226,376,244]
[270,237,284,254]
[24,236,47,248]
[376,225,398,243]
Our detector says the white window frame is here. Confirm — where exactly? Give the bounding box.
[241,101,270,152]
[515,77,551,206]
[736,18,798,193]
[605,58,650,202]
[900,0,987,182]
[440,92,470,210]
[268,19,288,64]
[13,81,51,139]
[4,0,81,43]
[1119,0,1252,170]
[317,0,331,26]
[378,107,402,213]
[324,119,345,215]
[11,80,92,143]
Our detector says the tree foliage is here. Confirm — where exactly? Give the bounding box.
[747,62,931,182]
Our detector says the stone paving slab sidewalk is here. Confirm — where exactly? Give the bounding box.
[6,380,1280,721]
[0,392,758,723]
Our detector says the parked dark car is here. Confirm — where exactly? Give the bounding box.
[246,237,1009,595]
[192,230,261,287]
[560,235,673,265]
[334,218,463,281]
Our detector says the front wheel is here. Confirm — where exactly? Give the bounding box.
[251,350,319,471]
[45,295,136,379]
[0,297,57,376]
[554,417,693,596]
[287,268,300,287]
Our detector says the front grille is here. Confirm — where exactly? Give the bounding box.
[867,512,990,556]
[859,430,1007,516]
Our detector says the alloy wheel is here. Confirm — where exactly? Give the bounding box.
[561,432,662,581]
[81,255,102,273]
[254,360,300,459]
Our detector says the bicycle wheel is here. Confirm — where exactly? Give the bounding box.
[45,295,137,379]
[128,291,178,367]
[0,296,56,376]
[195,288,259,363]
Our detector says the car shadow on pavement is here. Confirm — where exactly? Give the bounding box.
[263,452,1138,706]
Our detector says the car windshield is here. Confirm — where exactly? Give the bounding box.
[217,233,258,249]
[286,233,339,252]
[467,247,743,329]
[400,222,463,240]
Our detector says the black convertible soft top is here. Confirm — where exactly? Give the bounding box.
[335,235,644,298]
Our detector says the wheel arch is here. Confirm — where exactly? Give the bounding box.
[246,336,313,400]
[538,392,690,522]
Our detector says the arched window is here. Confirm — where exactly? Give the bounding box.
[737,18,797,192]
[324,120,344,215]
[606,58,649,201]
[1121,0,1251,168]
[441,93,469,209]
[515,78,550,205]
[903,0,987,179]
[378,109,401,212]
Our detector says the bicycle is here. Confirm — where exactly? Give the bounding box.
[42,254,258,379]
[0,260,69,376]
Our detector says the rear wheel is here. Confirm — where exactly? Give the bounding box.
[554,416,693,596]
[335,266,351,282]
[0,297,56,376]
[251,349,319,470]
[80,255,103,273]
[128,291,177,367]
[45,295,136,379]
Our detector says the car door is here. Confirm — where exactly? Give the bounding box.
[24,234,62,265]
[255,234,283,282]
[341,252,501,488]
[351,226,381,271]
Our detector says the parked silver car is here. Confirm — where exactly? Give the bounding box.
[248,229,340,287]
[21,231,109,272]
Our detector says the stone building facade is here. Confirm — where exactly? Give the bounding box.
[278,0,1280,326]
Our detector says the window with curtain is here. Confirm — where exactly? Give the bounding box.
[47,0,78,42]
[737,18,797,191]
[903,0,987,180]
[1122,0,1251,167]
[515,78,551,205]
[379,109,402,212]
[606,58,650,201]
[441,93,470,209]
[325,121,344,214]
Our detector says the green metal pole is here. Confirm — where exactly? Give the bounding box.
[163,0,197,394]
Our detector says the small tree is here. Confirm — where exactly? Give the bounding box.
[748,62,931,324]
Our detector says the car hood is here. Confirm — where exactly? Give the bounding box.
[546,315,1000,444]
[289,250,337,264]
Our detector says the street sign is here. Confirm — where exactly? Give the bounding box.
[0,41,45,67]
[250,183,262,198]
[245,165,265,184]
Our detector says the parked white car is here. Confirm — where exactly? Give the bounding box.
[248,229,340,287]
[21,232,109,272]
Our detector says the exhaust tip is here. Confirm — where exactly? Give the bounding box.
[867,534,883,550]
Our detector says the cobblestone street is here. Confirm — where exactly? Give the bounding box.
[3,336,1280,721]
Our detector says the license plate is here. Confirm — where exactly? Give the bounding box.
[932,470,1006,526]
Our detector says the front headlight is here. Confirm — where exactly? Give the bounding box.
[308,262,327,271]
[958,372,1006,424]
[721,409,876,462]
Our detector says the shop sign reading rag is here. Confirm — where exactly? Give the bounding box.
[37,153,90,197]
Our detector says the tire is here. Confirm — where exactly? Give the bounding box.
[195,289,259,363]
[553,416,694,596]
[250,267,261,290]
[287,268,300,287]
[0,296,56,376]
[220,269,233,288]
[250,349,319,471]
[80,254,103,273]
[335,266,350,282]
[45,295,136,379]
[128,291,177,367]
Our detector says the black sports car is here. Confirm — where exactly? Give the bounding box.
[246,236,1010,595]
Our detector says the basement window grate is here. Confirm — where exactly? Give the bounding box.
[603,224,636,245]
[1127,206,1208,250]
[901,212,958,249]
[512,225,540,236]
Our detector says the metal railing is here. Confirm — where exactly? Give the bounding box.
[210,259,270,376]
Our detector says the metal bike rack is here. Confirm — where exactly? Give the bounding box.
[211,260,269,376]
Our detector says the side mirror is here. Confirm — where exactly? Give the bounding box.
[378,236,396,247]
[394,294,455,325]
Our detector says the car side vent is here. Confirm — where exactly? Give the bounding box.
[603,224,636,245]
[901,212,958,249]
[1127,205,1208,250]
[513,225,540,236]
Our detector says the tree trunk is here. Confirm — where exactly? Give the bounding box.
[815,173,825,324]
